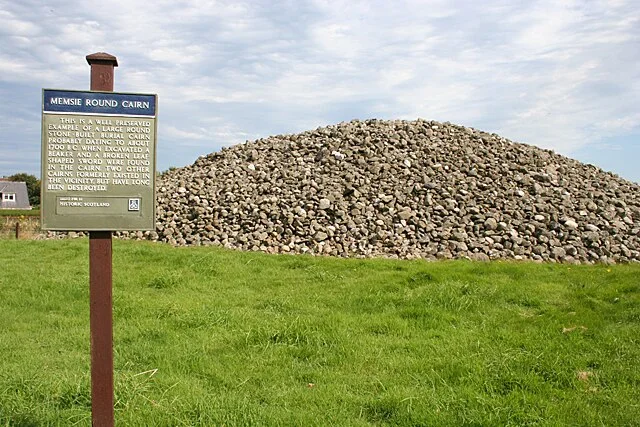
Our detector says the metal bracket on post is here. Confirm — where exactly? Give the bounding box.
[86,51,117,427]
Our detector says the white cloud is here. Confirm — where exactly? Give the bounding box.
[0,0,638,181]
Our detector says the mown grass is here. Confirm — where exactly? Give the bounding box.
[0,209,39,216]
[1,239,639,426]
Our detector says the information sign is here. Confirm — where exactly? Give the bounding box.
[41,89,157,231]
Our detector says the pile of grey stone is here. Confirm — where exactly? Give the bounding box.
[133,119,640,263]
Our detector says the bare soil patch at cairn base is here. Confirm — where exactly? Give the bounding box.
[125,119,640,263]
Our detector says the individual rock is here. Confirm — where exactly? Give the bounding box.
[397,209,413,220]
[470,252,490,262]
[318,198,331,210]
[484,218,498,231]
[315,231,329,241]
[551,247,567,260]
[564,219,579,230]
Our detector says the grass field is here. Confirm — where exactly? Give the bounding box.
[1,239,639,426]
[0,209,40,217]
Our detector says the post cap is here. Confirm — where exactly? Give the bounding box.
[86,52,118,67]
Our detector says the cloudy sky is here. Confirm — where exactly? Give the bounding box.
[1,0,639,182]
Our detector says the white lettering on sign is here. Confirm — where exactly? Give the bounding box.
[50,97,83,106]
[122,100,150,109]
[43,115,154,192]
[67,184,108,191]
[48,171,73,177]
[58,198,110,208]
[49,123,80,131]
[85,99,118,108]
[115,120,151,127]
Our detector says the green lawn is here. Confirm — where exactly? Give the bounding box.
[0,209,39,216]
[1,239,639,426]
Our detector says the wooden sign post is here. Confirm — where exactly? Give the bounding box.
[87,52,117,427]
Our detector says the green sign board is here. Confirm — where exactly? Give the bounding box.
[41,89,158,231]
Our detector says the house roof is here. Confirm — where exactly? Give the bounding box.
[0,181,24,192]
[0,181,32,209]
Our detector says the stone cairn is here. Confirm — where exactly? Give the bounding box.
[124,119,640,263]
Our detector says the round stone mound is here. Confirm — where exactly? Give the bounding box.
[138,119,640,263]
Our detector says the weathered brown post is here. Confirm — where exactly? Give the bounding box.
[15,221,20,239]
[86,52,117,427]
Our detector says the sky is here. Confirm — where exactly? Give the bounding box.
[1,0,639,183]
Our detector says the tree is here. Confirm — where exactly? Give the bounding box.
[8,173,40,207]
